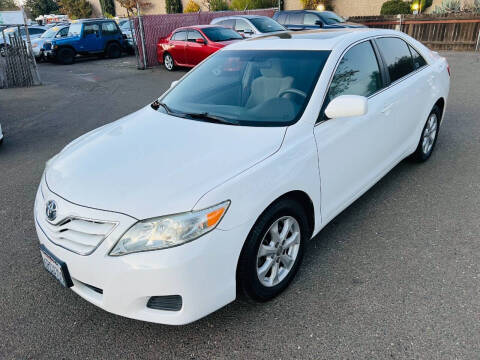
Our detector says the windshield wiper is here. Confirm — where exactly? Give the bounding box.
[184,112,239,125]
[151,100,173,114]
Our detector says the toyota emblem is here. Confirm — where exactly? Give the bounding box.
[46,200,57,222]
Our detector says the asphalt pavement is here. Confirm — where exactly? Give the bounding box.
[0,52,479,359]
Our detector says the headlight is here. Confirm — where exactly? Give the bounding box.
[109,201,230,256]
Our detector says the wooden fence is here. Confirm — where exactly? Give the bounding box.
[350,14,480,51]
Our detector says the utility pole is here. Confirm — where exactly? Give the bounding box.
[136,0,147,69]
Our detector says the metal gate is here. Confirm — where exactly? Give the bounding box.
[1,26,41,88]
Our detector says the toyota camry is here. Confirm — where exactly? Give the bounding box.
[35,28,450,325]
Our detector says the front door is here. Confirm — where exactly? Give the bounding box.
[168,30,188,65]
[81,23,102,52]
[314,40,395,223]
[185,29,207,66]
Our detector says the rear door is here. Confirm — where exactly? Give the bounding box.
[169,30,188,65]
[374,36,429,154]
[314,40,396,222]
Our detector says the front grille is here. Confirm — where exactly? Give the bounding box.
[42,217,117,255]
[147,295,183,311]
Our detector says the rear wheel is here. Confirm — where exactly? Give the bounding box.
[106,42,122,59]
[411,105,441,162]
[57,47,75,65]
[164,53,175,71]
[237,198,308,302]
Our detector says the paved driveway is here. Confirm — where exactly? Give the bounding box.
[0,53,479,359]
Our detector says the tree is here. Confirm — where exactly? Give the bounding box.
[165,0,182,13]
[115,0,151,16]
[230,0,275,10]
[25,0,59,18]
[184,0,200,12]
[0,0,18,10]
[202,0,228,10]
[100,0,115,16]
[58,0,93,19]
[300,0,333,10]
[380,0,412,15]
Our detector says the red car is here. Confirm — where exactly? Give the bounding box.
[157,25,243,71]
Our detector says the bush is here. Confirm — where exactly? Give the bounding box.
[100,0,116,15]
[300,0,333,10]
[207,0,228,11]
[230,0,275,10]
[184,0,200,12]
[166,0,182,13]
[432,0,461,13]
[380,0,412,15]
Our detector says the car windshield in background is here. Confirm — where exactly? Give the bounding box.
[249,17,285,33]
[202,27,242,41]
[160,50,330,126]
[120,21,133,31]
[68,23,82,36]
[321,11,346,24]
[41,27,61,38]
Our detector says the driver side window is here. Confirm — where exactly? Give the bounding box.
[84,24,100,36]
[321,41,383,120]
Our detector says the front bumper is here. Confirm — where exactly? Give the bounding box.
[34,179,249,325]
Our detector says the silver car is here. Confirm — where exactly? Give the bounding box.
[0,25,48,56]
[210,15,286,38]
[31,25,69,59]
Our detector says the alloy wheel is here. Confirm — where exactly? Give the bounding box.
[422,113,438,155]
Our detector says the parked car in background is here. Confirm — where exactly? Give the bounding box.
[31,25,69,60]
[119,20,135,53]
[210,15,286,38]
[36,28,450,325]
[273,10,365,30]
[157,25,243,71]
[0,25,47,56]
[44,19,127,64]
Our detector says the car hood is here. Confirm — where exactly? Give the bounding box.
[46,106,286,220]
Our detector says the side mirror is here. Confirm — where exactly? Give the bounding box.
[315,20,324,27]
[195,38,205,44]
[170,80,178,88]
[324,95,368,119]
[244,29,254,35]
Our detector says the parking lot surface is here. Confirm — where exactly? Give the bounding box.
[1,53,479,359]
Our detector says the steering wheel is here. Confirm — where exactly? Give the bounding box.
[278,88,307,99]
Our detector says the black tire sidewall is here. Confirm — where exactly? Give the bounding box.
[237,199,309,302]
[58,48,74,65]
[164,53,174,71]
[107,43,121,58]
[414,105,441,161]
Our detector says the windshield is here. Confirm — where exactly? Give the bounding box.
[160,50,330,126]
[202,27,242,41]
[320,11,345,24]
[249,17,285,33]
[41,27,61,38]
[68,23,82,36]
[120,21,133,31]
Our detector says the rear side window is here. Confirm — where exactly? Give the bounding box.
[101,22,119,35]
[327,41,383,101]
[84,24,100,36]
[171,31,187,41]
[276,13,287,24]
[409,45,427,70]
[286,13,303,24]
[376,37,415,83]
[29,28,45,35]
[218,19,235,28]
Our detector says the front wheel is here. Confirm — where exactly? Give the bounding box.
[411,105,441,162]
[164,53,175,71]
[57,47,75,65]
[106,42,121,59]
[237,198,309,302]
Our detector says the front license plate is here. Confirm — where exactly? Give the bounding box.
[40,245,73,288]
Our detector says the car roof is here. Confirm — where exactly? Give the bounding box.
[225,28,401,51]
[174,24,229,31]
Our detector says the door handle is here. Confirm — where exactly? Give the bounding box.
[381,103,395,115]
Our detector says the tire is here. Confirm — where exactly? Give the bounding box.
[164,53,175,71]
[57,47,75,65]
[411,105,441,162]
[237,198,309,302]
[106,42,121,59]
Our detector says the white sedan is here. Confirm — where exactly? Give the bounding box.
[34,28,450,325]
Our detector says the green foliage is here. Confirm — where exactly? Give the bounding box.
[100,0,115,16]
[59,0,93,19]
[300,0,333,10]
[208,0,229,11]
[0,0,18,10]
[380,0,412,15]
[474,0,480,13]
[432,0,461,13]
[230,0,275,10]
[165,0,182,13]
[184,0,200,12]
[25,0,59,17]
